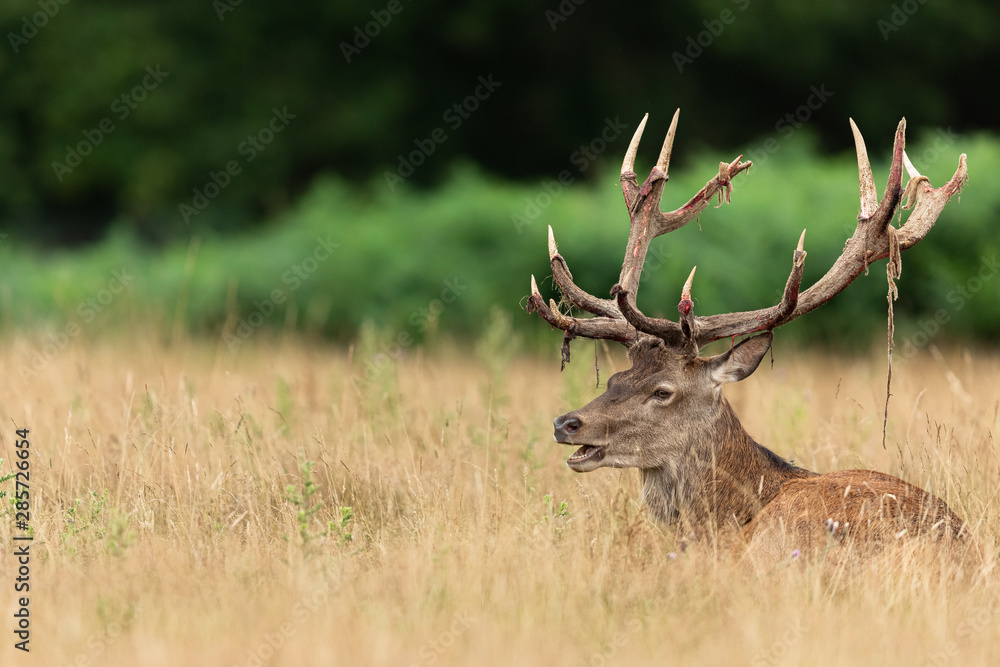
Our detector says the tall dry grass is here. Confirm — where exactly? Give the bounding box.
[0,331,997,666]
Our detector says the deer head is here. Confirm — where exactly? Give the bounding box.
[527,110,968,529]
[552,332,772,474]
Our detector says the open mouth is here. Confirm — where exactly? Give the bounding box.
[566,445,605,470]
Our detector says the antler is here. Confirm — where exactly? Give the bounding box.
[526,110,752,358]
[526,112,968,360]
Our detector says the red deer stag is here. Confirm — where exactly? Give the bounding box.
[527,110,971,562]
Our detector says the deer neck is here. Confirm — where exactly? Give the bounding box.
[640,398,814,529]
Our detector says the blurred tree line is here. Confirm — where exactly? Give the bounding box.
[0,0,997,246]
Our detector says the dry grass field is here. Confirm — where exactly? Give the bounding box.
[1,330,998,666]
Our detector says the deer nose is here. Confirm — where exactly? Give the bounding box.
[553,414,582,440]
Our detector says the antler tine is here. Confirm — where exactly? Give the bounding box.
[778,229,808,319]
[677,265,698,354]
[527,274,636,345]
[651,155,752,237]
[547,226,621,319]
[850,118,878,219]
[902,150,921,180]
[621,113,649,177]
[680,265,696,302]
[529,225,640,360]
[897,152,967,250]
[621,114,649,210]
[655,109,681,173]
[867,119,906,230]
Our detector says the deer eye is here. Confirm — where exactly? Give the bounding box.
[652,389,673,400]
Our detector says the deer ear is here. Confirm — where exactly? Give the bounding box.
[708,332,773,385]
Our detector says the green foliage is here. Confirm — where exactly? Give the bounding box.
[540,493,571,539]
[60,489,132,557]
[0,460,15,515]
[284,457,354,549]
[331,506,354,545]
[0,133,997,348]
[0,1,997,243]
[285,459,323,548]
[542,493,569,520]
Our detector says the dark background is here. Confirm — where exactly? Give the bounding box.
[1,0,996,245]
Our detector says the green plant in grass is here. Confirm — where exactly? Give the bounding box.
[60,489,111,555]
[284,458,355,550]
[285,459,323,548]
[0,461,16,517]
[330,506,354,545]
[539,493,571,540]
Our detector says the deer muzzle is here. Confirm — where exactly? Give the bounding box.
[553,413,606,472]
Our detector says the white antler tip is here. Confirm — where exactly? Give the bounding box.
[849,118,878,218]
[902,150,921,179]
[530,274,540,296]
[797,229,807,251]
[682,266,697,299]
[656,109,682,172]
[547,225,557,258]
[622,114,649,175]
